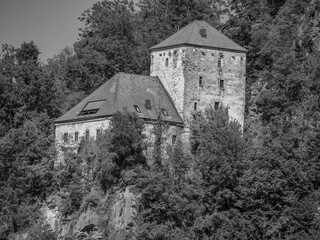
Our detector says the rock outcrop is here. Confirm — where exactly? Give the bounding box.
[42,186,139,240]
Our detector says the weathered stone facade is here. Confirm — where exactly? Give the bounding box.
[150,46,246,127]
[55,118,182,164]
[55,118,111,164]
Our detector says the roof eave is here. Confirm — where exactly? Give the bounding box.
[54,114,113,125]
[55,114,184,126]
[150,43,248,53]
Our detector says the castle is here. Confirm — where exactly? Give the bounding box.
[54,20,247,158]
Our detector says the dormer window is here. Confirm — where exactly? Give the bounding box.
[134,105,141,113]
[199,28,207,38]
[79,100,106,116]
[161,108,168,116]
[145,99,151,109]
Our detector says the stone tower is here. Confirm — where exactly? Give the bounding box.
[150,20,247,127]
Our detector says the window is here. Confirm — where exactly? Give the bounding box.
[194,102,198,111]
[79,100,106,116]
[145,99,151,109]
[219,79,225,90]
[161,108,169,116]
[240,56,244,65]
[96,129,101,138]
[134,105,141,113]
[214,101,220,110]
[63,133,68,144]
[172,135,177,145]
[165,58,169,67]
[75,132,79,142]
[199,76,203,88]
[218,58,222,68]
[85,130,90,141]
[199,28,207,38]
[218,53,223,68]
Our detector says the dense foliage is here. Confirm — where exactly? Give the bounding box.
[1,0,320,239]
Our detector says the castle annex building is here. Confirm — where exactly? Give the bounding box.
[55,20,247,154]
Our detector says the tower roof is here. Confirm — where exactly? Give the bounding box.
[150,20,247,53]
[55,73,183,125]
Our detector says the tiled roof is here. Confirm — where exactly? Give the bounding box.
[150,20,247,52]
[55,73,183,125]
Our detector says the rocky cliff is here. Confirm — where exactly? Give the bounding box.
[43,186,139,240]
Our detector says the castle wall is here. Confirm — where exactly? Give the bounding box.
[143,123,184,163]
[151,46,246,127]
[55,118,111,164]
[55,118,182,165]
[150,48,186,118]
[183,47,246,126]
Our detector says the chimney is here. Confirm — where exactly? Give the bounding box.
[199,28,207,38]
[145,99,151,109]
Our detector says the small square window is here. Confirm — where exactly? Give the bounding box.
[85,130,90,141]
[134,105,141,113]
[161,108,169,116]
[75,132,79,142]
[214,102,220,110]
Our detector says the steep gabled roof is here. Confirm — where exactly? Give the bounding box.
[150,20,247,53]
[55,73,183,125]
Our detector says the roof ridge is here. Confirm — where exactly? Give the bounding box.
[186,20,197,44]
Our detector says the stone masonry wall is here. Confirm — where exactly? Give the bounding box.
[150,48,186,118]
[183,47,246,126]
[151,46,246,127]
[55,118,111,164]
[55,118,182,165]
